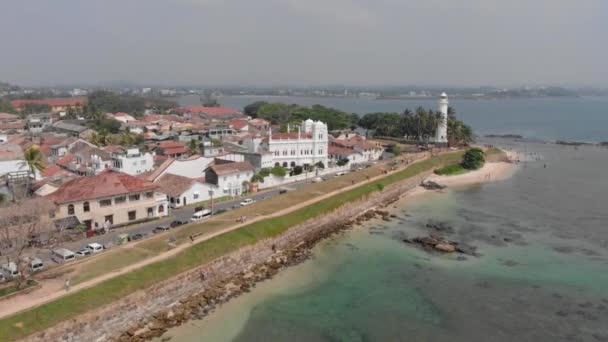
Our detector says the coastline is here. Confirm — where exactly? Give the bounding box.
[143,157,520,342]
[407,156,519,198]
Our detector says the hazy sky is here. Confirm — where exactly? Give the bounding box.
[2,0,607,87]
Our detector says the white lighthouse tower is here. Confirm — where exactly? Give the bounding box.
[435,92,449,144]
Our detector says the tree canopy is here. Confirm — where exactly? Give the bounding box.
[358,106,473,146]
[84,91,177,117]
[254,102,358,131]
[461,148,485,170]
[243,101,268,118]
[0,99,16,113]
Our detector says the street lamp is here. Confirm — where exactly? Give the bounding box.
[208,189,215,216]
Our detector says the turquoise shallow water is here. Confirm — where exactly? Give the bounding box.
[162,141,608,342]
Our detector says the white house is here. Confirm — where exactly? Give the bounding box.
[205,161,254,197]
[328,146,364,164]
[154,173,214,208]
[111,147,155,175]
[113,112,137,123]
[263,119,329,169]
[143,155,215,182]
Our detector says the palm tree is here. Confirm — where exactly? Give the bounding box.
[24,147,46,177]
[188,139,200,155]
[22,147,46,196]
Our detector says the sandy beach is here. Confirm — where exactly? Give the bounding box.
[406,151,519,197]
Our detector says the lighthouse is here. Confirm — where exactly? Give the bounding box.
[435,92,448,144]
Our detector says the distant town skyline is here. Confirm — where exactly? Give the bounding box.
[2,0,607,87]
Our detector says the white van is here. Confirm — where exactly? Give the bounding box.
[1,262,21,279]
[52,248,76,263]
[191,209,211,221]
[86,243,104,254]
[29,258,44,273]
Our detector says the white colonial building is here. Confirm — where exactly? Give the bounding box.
[263,119,329,169]
[111,147,155,175]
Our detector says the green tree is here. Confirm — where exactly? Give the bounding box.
[448,118,474,146]
[314,161,325,169]
[23,103,51,114]
[392,144,402,156]
[243,101,268,118]
[270,165,286,177]
[0,99,16,113]
[188,139,200,155]
[337,158,350,166]
[23,147,46,178]
[461,148,485,170]
[89,118,121,134]
[120,132,136,147]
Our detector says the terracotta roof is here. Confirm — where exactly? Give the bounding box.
[176,106,242,116]
[154,173,196,197]
[229,119,249,130]
[328,146,359,157]
[47,170,157,204]
[161,147,188,155]
[103,145,124,153]
[11,98,87,109]
[56,153,75,167]
[144,158,174,182]
[40,164,70,178]
[208,161,254,176]
[0,121,25,130]
[157,141,185,149]
[0,113,19,120]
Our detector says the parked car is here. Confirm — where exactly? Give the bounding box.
[191,209,211,221]
[76,248,92,257]
[240,198,255,206]
[194,206,206,212]
[1,262,21,279]
[86,243,104,254]
[312,177,323,183]
[52,248,76,263]
[170,220,186,228]
[0,272,5,283]
[153,225,171,233]
[129,233,144,241]
[28,258,44,273]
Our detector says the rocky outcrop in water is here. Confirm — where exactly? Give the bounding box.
[402,233,480,257]
[420,180,446,190]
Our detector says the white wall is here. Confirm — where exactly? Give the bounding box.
[258,165,350,189]
[217,170,253,196]
[113,152,154,175]
[162,157,214,179]
[167,181,215,208]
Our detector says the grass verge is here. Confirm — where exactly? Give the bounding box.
[0,152,462,341]
[434,164,468,176]
[0,280,38,298]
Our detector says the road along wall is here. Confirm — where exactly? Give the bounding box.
[22,170,429,342]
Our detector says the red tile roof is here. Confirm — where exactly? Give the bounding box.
[47,170,157,204]
[56,153,75,167]
[155,173,196,197]
[40,164,70,178]
[208,161,254,176]
[0,113,19,120]
[157,141,185,149]
[11,97,87,110]
[229,119,249,130]
[144,157,174,182]
[161,147,188,156]
[328,146,359,157]
[176,106,242,116]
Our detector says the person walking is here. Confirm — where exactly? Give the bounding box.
[64,278,71,292]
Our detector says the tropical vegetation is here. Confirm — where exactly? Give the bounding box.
[252,103,358,131]
[461,147,485,170]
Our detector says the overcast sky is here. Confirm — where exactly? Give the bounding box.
[2,0,607,87]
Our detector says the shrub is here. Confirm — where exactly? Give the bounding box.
[461,148,485,170]
[434,164,467,175]
[337,158,349,167]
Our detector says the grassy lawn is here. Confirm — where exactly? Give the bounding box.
[0,152,463,341]
[71,248,156,285]
[0,280,38,298]
[434,164,468,176]
[181,195,232,209]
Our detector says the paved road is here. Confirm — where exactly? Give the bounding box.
[23,168,353,266]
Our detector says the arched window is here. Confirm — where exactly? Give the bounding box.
[67,204,75,215]
[282,162,288,168]
[83,202,90,212]
[158,205,164,213]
